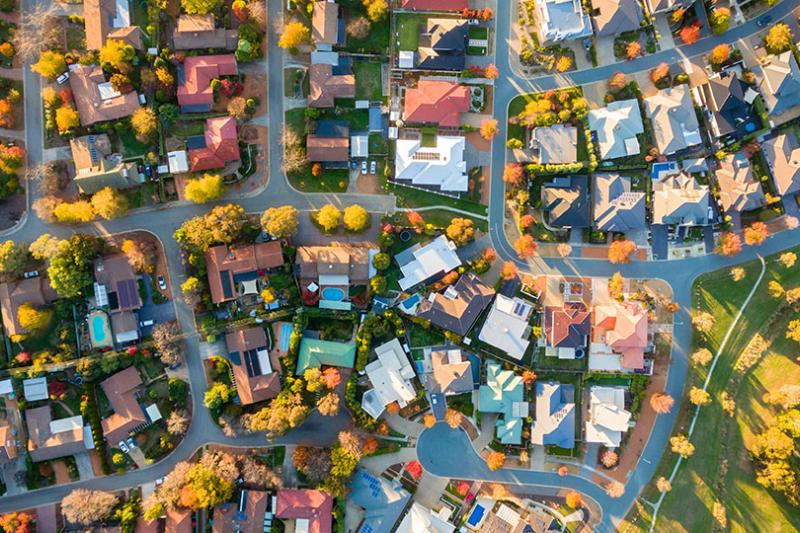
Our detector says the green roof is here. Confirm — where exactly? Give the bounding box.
[478,361,525,445]
[296,338,356,375]
[496,417,523,445]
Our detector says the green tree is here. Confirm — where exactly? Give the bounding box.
[372,252,390,271]
[47,235,101,298]
[261,205,300,238]
[31,51,66,79]
[315,204,341,232]
[370,275,387,295]
[204,383,233,410]
[180,463,234,509]
[98,39,135,71]
[0,240,28,280]
[158,103,180,127]
[181,0,222,14]
[184,173,226,203]
[90,187,129,220]
[343,204,369,232]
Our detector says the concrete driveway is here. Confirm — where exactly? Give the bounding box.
[74,452,95,481]
[137,275,177,337]
[594,36,617,66]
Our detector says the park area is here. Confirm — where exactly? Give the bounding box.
[623,247,800,532]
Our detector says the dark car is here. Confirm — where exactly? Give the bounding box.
[756,15,772,27]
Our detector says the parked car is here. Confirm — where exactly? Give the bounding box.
[370,160,377,174]
[126,437,136,449]
[468,19,480,25]
[158,276,167,291]
[756,15,772,27]
[119,441,130,454]
[56,72,69,84]
[361,160,368,174]
[22,271,39,279]
[139,319,154,328]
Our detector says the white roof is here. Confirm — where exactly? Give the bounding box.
[22,377,48,402]
[97,82,122,101]
[167,150,189,174]
[585,386,631,447]
[478,295,532,360]
[361,338,417,418]
[145,403,162,422]
[311,51,339,65]
[395,136,468,192]
[398,235,461,290]
[396,502,455,533]
[588,99,644,159]
[398,50,415,69]
[319,274,349,286]
[115,330,139,344]
[50,415,83,434]
[295,518,309,533]
[0,379,13,396]
[351,135,368,157]
[495,504,521,526]
[113,0,131,27]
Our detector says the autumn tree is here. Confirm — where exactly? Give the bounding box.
[709,44,731,66]
[744,221,768,246]
[261,205,300,238]
[0,240,28,281]
[167,410,189,436]
[556,56,572,72]
[680,24,701,45]
[479,119,499,140]
[779,252,797,268]
[31,50,66,79]
[656,477,672,493]
[557,243,572,257]
[29,234,63,261]
[131,107,158,143]
[601,450,619,468]
[91,187,129,220]
[503,163,525,187]
[766,278,781,297]
[292,446,331,482]
[185,173,226,203]
[692,311,715,334]
[710,7,730,34]
[152,322,182,366]
[181,0,221,14]
[179,462,234,509]
[670,434,695,458]
[54,200,94,223]
[446,218,475,246]
[521,370,537,386]
[278,21,310,50]
[608,240,636,264]
[362,0,388,22]
[786,320,800,343]
[691,348,713,366]
[650,392,675,414]
[501,260,518,281]
[689,387,711,406]
[486,451,505,471]
[716,232,741,256]
[513,234,538,259]
[606,482,625,498]
[317,392,340,416]
[565,490,583,508]
[608,272,624,299]
[730,267,745,281]
[121,239,155,273]
[343,204,369,232]
[346,16,370,38]
[316,204,341,232]
[61,489,118,526]
[204,383,234,410]
[245,390,310,438]
[423,413,436,428]
[55,106,80,134]
[445,408,462,429]
[650,63,670,84]
[765,23,793,54]
[484,63,499,79]
[0,512,34,533]
[608,72,626,90]
[626,41,641,60]
[322,367,341,389]
[99,39,135,71]
[17,303,53,335]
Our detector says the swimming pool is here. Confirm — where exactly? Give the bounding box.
[87,310,113,350]
[279,323,293,352]
[321,287,346,301]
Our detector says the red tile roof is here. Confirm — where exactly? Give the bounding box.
[594,302,649,369]
[189,116,240,171]
[275,490,333,533]
[545,303,591,347]
[403,80,470,127]
[306,135,350,162]
[308,63,355,108]
[400,0,468,10]
[177,55,238,107]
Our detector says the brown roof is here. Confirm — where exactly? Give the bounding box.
[71,133,113,171]
[295,243,374,285]
[417,273,495,337]
[0,423,18,465]
[225,327,281,405]
[205,242,284,304]
[135,517,159,533]
[173,14,238,50]
[715,153,766,213]
[0,278,58,337]
[429,348,472,395]
[306,135,350,162]
[212,490,269,533]
[763,132,800,196]
[312,1,339,45]
[83,0,116,50]
[166,508,193,533]
[308,63,355,108]
[108,26,143,50]
[275,489,333,533]
[25,406,86,462]
[69,64,141,126]
[94,254,142,312]
[100,366,147,444]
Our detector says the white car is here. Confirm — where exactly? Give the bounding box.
[361,160,368,174]
[56,72,70,84]
[370,160,377,174]
[119,441,130,454]
[158,276,167,291]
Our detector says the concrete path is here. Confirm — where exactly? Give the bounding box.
[414,471,449,509]
[595,36,617,66]
[359,447,417,477]
[655,15,676,50]
[74,452,95,481]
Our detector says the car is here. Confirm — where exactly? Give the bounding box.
[22,270,39,279]
[56,72,69,84]
[361,160,368,174]
[431,395,438,405]
[126,437,136,449]
[756,15,772,27]
[370,160,377,174]
[158,276,167,291]
[119,441,130,454]
[139,319,154,328]
[468,18,480,25]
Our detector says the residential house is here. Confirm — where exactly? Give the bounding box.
[402,80,470,128]
[212,489,269,533]
[591,300,649,371]
[478,295,533,360]
[415,18,468,71]
[652,173,711,226]
[759,51,800,120]
[296,338,356,375]
[204,241,284,305]
[478,361,528,445]
[312,0,341,50]
[395,503,455,533]
[715,153,766,215]
[591,0,642,36]
[700,74,759,140]
[529,124,578,164]
[308,61,355,108]
[0,422,17,466]
[763,132,800,197]
[0,278,58,338]
[646,0,687,13]
[165,509,193,533]
[26,406,87,462]
[306,120,350,164]
[84,0,142,50]
[71,134,140,194]
[593,173,647,231]
[172,14,238,50]
[361,338,417,418]
[585,386,632,447]
[534,0,592,43]
[396,235,461,291]
[427,347,473,396]
[100,366,148,444]
[177,55,238,111]
[348,468,412,533]
[541,175,591,228]
[543,302,590,359]
[395,136,467,193]
[417,272,495,337]
[295,242,376,309]
[69,64,141,126]
[530,381,575,448]
[275,489,333,533]
[188,116,240,172]
[399,0,467,9]
[588,99,644,159]
[225,327,281,405]
[94,254,142,344]
[644,85,702,155]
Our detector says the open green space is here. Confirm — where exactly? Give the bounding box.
[507,94,531,144]
[397,13,427,51]
[354,61,383,101]
[318,106,369,131]
[284,67,306,98]
[389,182,488,216]
[171,120,206,139]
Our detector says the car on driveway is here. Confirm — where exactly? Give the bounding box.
[158,276,167,291]
[361,160,367,174]
[126,437,136,449]
[370,160,377,174]
[23,271,39,279]
[119,441,130,454]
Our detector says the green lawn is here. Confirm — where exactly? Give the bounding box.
[507,94,531,144]
[389,183,488,216]
[392,209,487,232]
[397,13,427,51]
[285,108,308,136]
[354,61,383,101]
[288,166,349,193]
[171,120,206,139]
[116,126,150,158]
[318,106,369,131]
[467,26,488,55]
[345,18,390,55]
[284,67,306,98]
[408,324,445,348]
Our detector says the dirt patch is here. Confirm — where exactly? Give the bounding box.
[242,73,268,116]
[89,450,104,477]
[478,166,490,205]
[0,192,24,230]
[579,245,648,261]
[356,172,380,194]
[52,460,70,484]
[465,131,491,152]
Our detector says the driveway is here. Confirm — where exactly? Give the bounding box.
[74,452,95,481]
[651,224,669,260]
[430,393,446,420]
[137,274,177,337]
[594,36,617,66]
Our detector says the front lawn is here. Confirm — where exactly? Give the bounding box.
[284,67,306,98]
[354,61,383,101]
[389,182,488,216]
[288,165,349,193]
[397,13,427,51]
[467,25,488,55]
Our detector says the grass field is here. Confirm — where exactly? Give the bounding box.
[389,182,488,216]
[354,61,383,100]
[622,248,800,533]
[397,13,428,51]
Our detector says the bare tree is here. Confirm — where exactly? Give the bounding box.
[152,322,182,366]
[166,410,189,436]
[14,3,62,62]
[239,456,283,490]
[61,489,118,526]
[199,450,240,483]
[27,161,69,195]
[32,196,61,223]
[283,129,308,173]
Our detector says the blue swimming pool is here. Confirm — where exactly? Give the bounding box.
[88,310,113,349]
[279,323,293,352]
[321,287,346,301]
[91,315,107,342]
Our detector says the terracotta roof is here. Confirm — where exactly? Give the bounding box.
[188,116,240,171]
[306,135,350,162]
[275,489,333,533]
[0,278,58,337]
[400,0,468,9]
[308,63,355,108]
[593,301,648,369]
[84,0,123,50]
[69,64,141,126]
[173,14,238,50]
[166,508,193,533]
[100,366,147,444]
[312,1,339,45]
[429,348,472,395]
[25,406,86,462]
[212,490,269,533]
[544,303,590,348]
[403,80,470,127]
[225,327,281,405]
[417,273,495,336]
[94,254,142,312]
[0,423,18,465]
[177,55,238,107]
[295,243,374,285]
[205,242,284,304]
[135,516,159,533]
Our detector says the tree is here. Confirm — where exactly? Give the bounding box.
[167,410,189,436]
[98,39,135,71]
[31,50,66,79]
[608,240,636,264]
[765,23,793,54]
[278,21,310,49]
[650,392,675,414]
[445,408,462,429]
[513,234,538,259]
[600,450,618,468]
[709,44,730,66]
[47,235,101,298]
[768,280,785,299]
[304,368,325,393]
[786,320,800,343]
[730,267,745,281]
[744,221,768,246]
[565,490,583,508]
[316,204,341,232]
[608,72,626,90]
[786,287,800,309]
[53,200,94,223]
[503,163,524,187]
[343,204,369,232]
[61,489,118,525]
[779,252,797,268]
[423,414,436,428]
[346,16,370,39]
[650,63,670,84]
[292,446,331,481]
[204,383,233,410]
[608,272,624,299]
[486,452,505,471]
[557,243,572,257]
[181,0,221,14]
[520,370,537,387]
[0,512,34,533]
[0,240,27,280]
[372,252,390,271]
[500,261,518,281]
[91,187,129,220]
[17,303,52,335]
[232,0,249,21]
[626,41,641,60]
[691,348,713,366]
[121,239,155,273]
[185,174,226,203]
[261,205,299,238]
[484,63,499,79]
[362,0,388,22]
[479,119,499,140]
[692,311,715,334]
[406,210,425,228]
[370,275,387,295]
[204,204,249,245]
[689,387,711,406]
[716,231,741,256]
[606,482,625,498]
[55,106,80,134]
[680,24,701,45]
[656,476,672,493]
[317,392,340,416]
[227,96,251,120]
[180,463,234,509]
[556,56,572,72]
[29,234,63,260]
[245,390,310,438]
[240,456,282,490]
[670,434,695,458]
[710,7,730,34]
[446,218,475,246]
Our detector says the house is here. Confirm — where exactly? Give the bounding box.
[593,173,647,231]
[395,136,467,192]
[543,302,590,359]
[478,361,527,445]
[71,134,140,194]
[592,300,649,370]
[715,153,766,214]
[69,64,141,126]
[0,423,18,465]
[588,99,644,159]
[396,502,455,533]
[295,243,376,309]
[348,469,412,533]
[225,327,281,405]
[427,347,473,396]
[416,18,468,71]
[591,0,642,36]
[296,338,356,375]
[763,132,800,197]
[177,55,238,111]
[307,120,350,163]
[173,14,238,50]
[312,1,341,49]
[478,295,533,360]
[100,366,148,444]
[275,489,333,533]
[529,124,578,164]
[26,406,87,462]
[646,0,686,13]
[530,381,575,448]
[94,254,142,319]
[534,0,592,44]
[541,175,591,228]
[402,80,470,128]
[396,235,461,291]
[0,278,58,338]
[652,173,710,226]
[84,0,142,50]
[308,62,355,108]
[399,0,467,9]
[165,509,193,533]
[361,338,417,418]
[212,490,269,533]
[204,241,284,305]
[188,116,240,172]
[585,386,632,447]
[759,51,800,119]
[700,74,759,140]
[644,86,702,155]
[417,272,495,337]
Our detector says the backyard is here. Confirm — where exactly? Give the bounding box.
[396,13,428,51]
[354,61,383,101]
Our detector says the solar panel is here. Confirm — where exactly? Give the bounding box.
[220,271,234,300]
[244,349,262,378]
[117,279,137,309]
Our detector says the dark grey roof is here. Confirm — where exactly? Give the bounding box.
[592,0,642,36]
[703,74,757,139]
[348,469,411,533]
[760,51,800,117]
[593,173,647,231]
[417,272,495,336]
[541,175,591,228]
[315,120,350,138]
[417,19,467,71]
